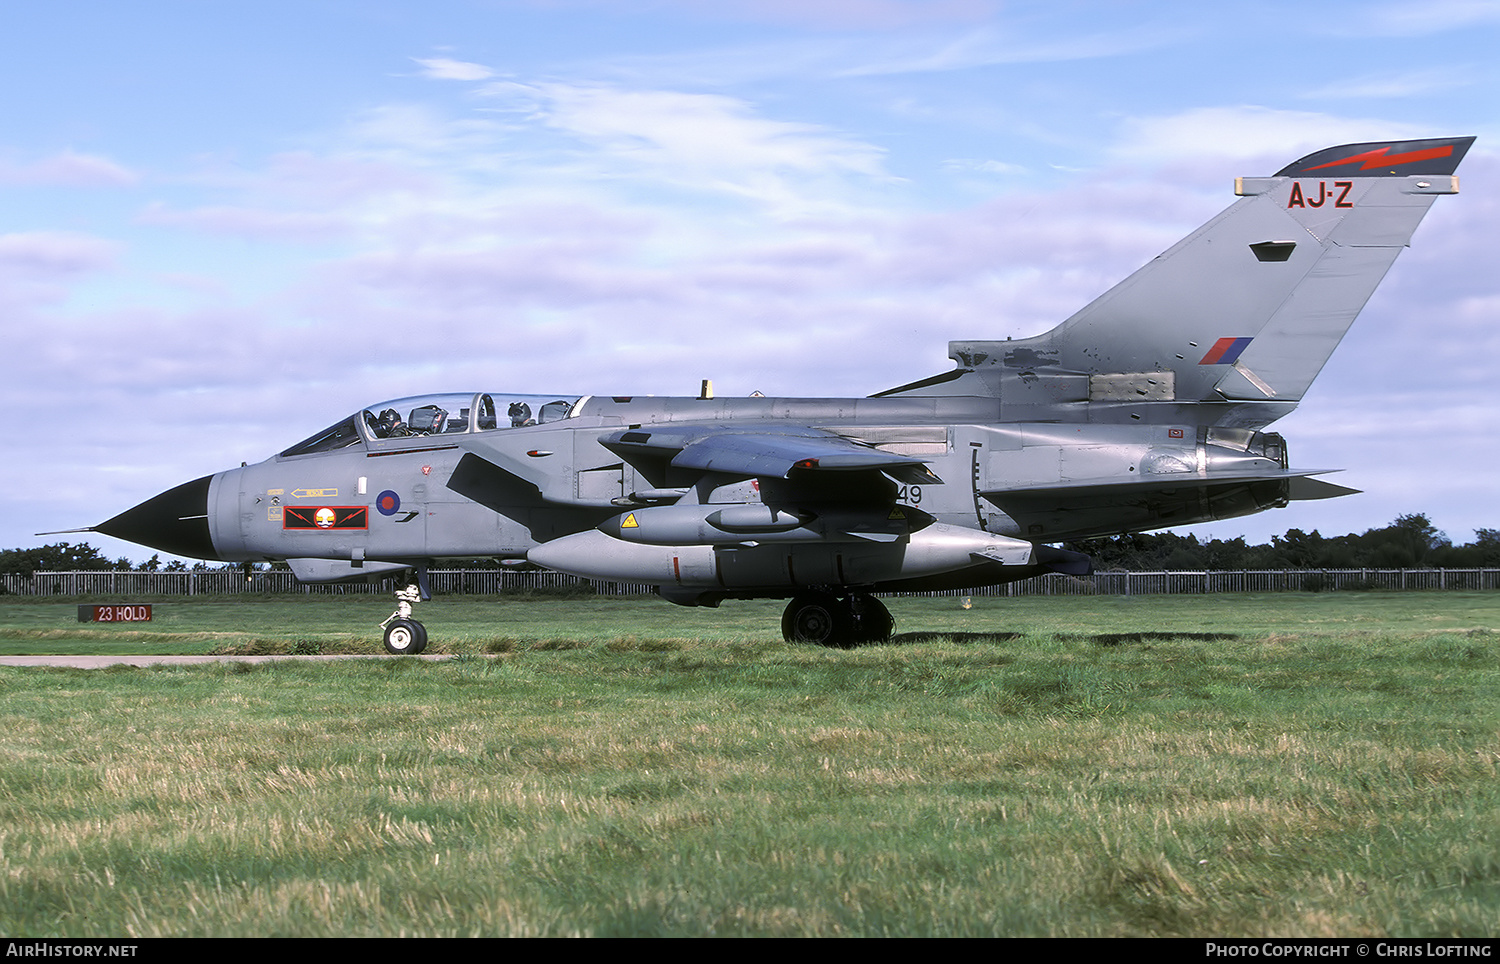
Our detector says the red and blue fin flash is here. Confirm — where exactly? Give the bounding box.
[1199,336,1253,365]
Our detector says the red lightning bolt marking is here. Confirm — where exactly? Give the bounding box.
[1304,144,1454,172]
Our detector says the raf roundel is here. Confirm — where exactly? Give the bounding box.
[376,490,402,516]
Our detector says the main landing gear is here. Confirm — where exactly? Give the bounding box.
[781,591,894,648]
[381,583,427,655]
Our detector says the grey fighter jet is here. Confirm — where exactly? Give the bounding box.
[89,137,1474,652]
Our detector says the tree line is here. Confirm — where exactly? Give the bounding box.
[1065,514,1500,571]
[3,514,1497,578]
[0,543,232,578]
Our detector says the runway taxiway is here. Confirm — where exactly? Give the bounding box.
[0,654,448,668]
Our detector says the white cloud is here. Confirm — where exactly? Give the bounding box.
[941,158,1028,177]
[834,21,1187,77]
[299,81,900,221]
[413,57,497,81]
[1109,106,1439,172]
[342,102,507,160]
[0,231,119,273]
[691,0,1000,30]
[137,202,351,242]
[546,83,883,170]
[1301,67,1476,100]
[0,150,139,187]
[489,0,1000,31]
[0,231,119,308]
[1365,0,1500,35]
[498,82,892,213]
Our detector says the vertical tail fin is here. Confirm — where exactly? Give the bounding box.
[896,137,1473,426]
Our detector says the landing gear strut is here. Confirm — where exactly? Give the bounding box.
[781,591,893,648]
[381,584,427,655]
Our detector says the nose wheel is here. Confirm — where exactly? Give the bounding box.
[380,584,428,655]
[383,617,427,655]
[781,592,892,648]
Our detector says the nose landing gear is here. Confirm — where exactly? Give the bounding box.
[380,584,427,655]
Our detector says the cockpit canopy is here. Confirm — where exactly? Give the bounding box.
[279,392,583,457]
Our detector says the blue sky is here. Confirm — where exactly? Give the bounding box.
[6,0,1499,562]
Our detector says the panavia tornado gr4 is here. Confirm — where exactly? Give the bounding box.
[89,136,1474,652]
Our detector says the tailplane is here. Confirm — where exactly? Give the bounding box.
[882,136,1474,427]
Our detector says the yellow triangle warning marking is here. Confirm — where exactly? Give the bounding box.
[888,507,907,520]
[622,513,639,528]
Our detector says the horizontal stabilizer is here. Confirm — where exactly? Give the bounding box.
[1036,545,1094,577]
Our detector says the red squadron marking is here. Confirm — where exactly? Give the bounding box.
[283,506,369,530]
[1303,143,1455,172]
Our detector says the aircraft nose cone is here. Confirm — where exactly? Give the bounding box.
[96,474,219,560]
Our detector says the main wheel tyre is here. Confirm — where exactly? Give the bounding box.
[849,594,894,644]
[383,618,428,655]
[781,593,855,648]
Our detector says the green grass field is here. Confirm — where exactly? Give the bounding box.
[0,591,1496,937]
